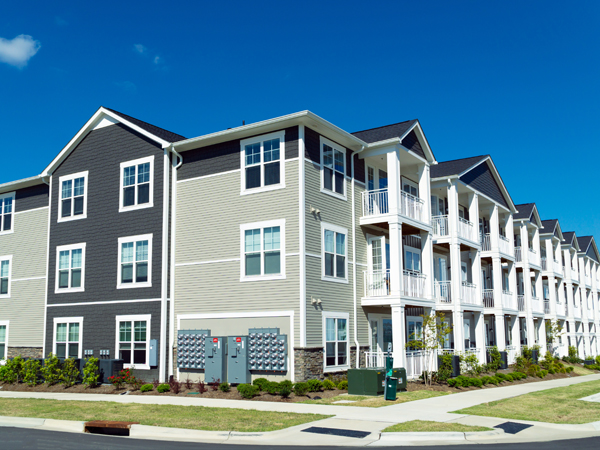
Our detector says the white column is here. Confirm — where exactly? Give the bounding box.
[521,224,529,264]
[453,310,465,352]
[468,193,479,237]
[506,214,515,256]
[389,221,404,296]
[450,243,462,307]
[545,239,554,272]
[511,315,521,350]
[418,164,431,221]
[548,276,557,315]
[509,260,517,309]
[386,149,401,216]
[492,256,502,309]
[475,312,486,363]
[490,205,500,253]
[536,271,543,309]
[391,305,406,367]
[472,249,482,306]
[421,230,433,300]
[523,266,536,346]
[533,227,541,258]
[495,314,506,351]
[447,181,459,239]
[539,318,547,352]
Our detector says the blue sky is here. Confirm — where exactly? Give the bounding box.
[1,1,599,238]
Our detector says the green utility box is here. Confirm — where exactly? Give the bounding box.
[348,368,407,396]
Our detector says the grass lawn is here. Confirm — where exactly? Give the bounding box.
[0,398,330,432]
[452,379,600,424]
[563,364,596,376]
[302,390,450,407]
[383,420,492,433]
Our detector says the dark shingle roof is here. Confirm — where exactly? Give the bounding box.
[578,236,592,252]
[514,203,535,220]
[563,232,575,246]
[540,219,558,234]
[430,155,488,179]
[104,107,186,143]
[352,120,417,144]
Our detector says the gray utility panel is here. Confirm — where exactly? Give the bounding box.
[177,330,211,370]
[149,339,158,367]
[248,328,288,372]
[227,336,251,384]
[205,336,227,383]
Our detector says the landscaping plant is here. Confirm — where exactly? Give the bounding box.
[279,380,293,398]
[322,379,336,390]
[140,384,153,392]
[5,356,25,384]
[252,378,269,391]
[184,377,193,390]
[293,382,309,396]
[485,346,502,372]
[157,383,170,393]
[437,353,454,382]
[545,320,565,356]
[237,383,259,399]
[337,380,348,390]
[169,378,182,394]
[460,352,483,376]
[307,379,323,392]
[564,346,581,364]
[265,381,280,395]
[210,378,220,391]
[197,380,207,394]
[40,354,61,386]
[219,382,230,393]
[82,357,99,388]
[23,359,41,386]
[60,357,80,387]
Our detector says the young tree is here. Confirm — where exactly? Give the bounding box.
[545,320,564,356]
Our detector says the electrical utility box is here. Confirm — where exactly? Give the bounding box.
[177,330,211,370]
[205,336,227,383]
[248,328,288,373]
[227,336,251,384]
[149,339,158,367]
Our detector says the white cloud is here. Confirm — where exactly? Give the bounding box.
[133,44,147,54]
[0,35,41,68]
[153,56,161,64]
[115,81,137,93]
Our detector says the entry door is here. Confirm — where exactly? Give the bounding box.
[484,320,490,346]
[407,316,423,348]
[402,177,418,197]
[464,318,471,348]
[368,236,389,293]
[369,315,393,356]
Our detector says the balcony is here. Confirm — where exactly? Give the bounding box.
[403,270,427,298]
[529,248,539,266]
[483,289,494,308]
[458,217,476,242]
[541,257,547,271]
[499,235,513,256]
[434,280,452,304]
[544,299,550,314]
[502,290,516,309]
[400,191,425,222]
[574,304,581,319]
[364,270,390,297]
[481,233,491,252]
[361,189,425,224]
[515,247,522,262]
[461,282,478,305]
[518,295,525,312]
[532,296,542,313]
[431,215,449,237]
[553,260,562,275]
[586,274,591,287]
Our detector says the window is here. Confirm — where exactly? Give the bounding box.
[407,316,424,349]
[58,172,88,222]
[240,131,285,194]
[116,315,151,369]
[53,318,82,359]
[240,220,286,281]
[0,256,11,298]
[0,192,14,234]
[320,136,345,199]
[321,223,347,282]
[120,156,154,211]
[402,177,419,197]
[55,244,85,293]
[323,312,349,371]
[405,247,421,272]
[118,234,152,288]
[0,321,7,359]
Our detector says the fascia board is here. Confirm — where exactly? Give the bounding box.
[459,157,517,213]
[455,179,512,213]
[530,205,543,228]
[411,121,436,164]
[0,175,44,194]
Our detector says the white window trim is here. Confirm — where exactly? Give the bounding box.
[0,192,15,235]
[57,171,89,223]
[321,222,349,284]
[0,255,12,299]
[322,311,350,373]
[240,130,286,195]
[53,317,83,359]
[0,320,9,360]
[119,156,155,213]
[401,176,419,196]
[404,245,422,273]
[320,136,347,201]
[117,233,153,289]
[55,243,86,294]
[240,219,286,282]
[115,314,151,370]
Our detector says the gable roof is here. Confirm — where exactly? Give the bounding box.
[352,120,418,144]
[579,236,600,263]
[430,155,488,179]
[514,203,543,228]
[104,107,186,143]
[562,231,581,251]
[540,219,564,240]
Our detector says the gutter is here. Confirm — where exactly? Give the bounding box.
[352,146,365,367]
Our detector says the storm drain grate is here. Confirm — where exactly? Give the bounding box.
[84,420,139,437]
[494,422,533,434]
[301,427,371,438]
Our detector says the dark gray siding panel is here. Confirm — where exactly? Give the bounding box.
[402,130,425,159]
[45,302,161,380]
[354,153,365,184]
[178,126,298,181]
[16,184,49,212]
[460,161,509,209]
[48,123,164,305]
[586,246,599,263]
[305,127,355,178]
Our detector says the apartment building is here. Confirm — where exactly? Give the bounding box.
[1,107,600,382]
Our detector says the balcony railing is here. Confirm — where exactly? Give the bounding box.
[586,275,591,286]
[364,270,390,297]
[574,304,581,319]
[529,248,539,266]
[431,215,449,237]
[434,280,452,303]
[506,345,519,364]
[564,302,569,316]
[482,289,494,308]
[544,299,551,314]
[403,270,426,298]
[499,235,513,256]
[362,189,388,217]
[481,233,491,251]
[502,290,515,309]
[458,217,476,242]
[541,257,547,271]
[365,351,388,368]
[515,246,522,262]
[532,296,542,313]
[554,260,562,275]
[461,281,478,305]
[400,191,425,222]
[518,295,525,312]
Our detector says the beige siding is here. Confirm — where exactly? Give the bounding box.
[3,279,46,347]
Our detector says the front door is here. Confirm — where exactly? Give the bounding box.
[367,166,388,214]
[464,318,471,348]
[407,316,423,349]
[369,314,393,365]
[368,236,389,294]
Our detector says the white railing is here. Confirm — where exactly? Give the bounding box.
[544,299,551,314]
[554,260,562,275]
[431,215,449,237]
[364,270,391,297]
[515,247,522,262]
[502,290,515,309]
[574,304,581,319]
[405,350,437,380]
[461,282,478,305]
[483,289,494,308]
[403,270,426,298]
[362,189,389,217]
[518,295,525,312]
[434,280,452,303]
[532,296,542,313]
[529,248,539,266]
[481,233,491,251]
[365,351,388,368]
[499,235,512,256]
[506,345,518,364]
[541,257,547,271]
[572,270,579,283]
[400,191,425,222]
[458,217,476,242]
[586,275,591,286]
[564,302,569,316]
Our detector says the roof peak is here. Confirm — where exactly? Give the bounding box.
[351,119,417,135]
[103,106,186,142]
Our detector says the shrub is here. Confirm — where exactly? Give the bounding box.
[460,353,483,376]
[539,370,548,378]
[307,379,323,392]
[157,383,170,393]
[3,356,24,384]
[265,381,279,395]
[471,377,483,388]
[197,380,207,394]
[437,353,454,382]
[23,359,41,387]
[140,383,153,393]
[322,379,336,390]
[219,382,230,393]
[169,378,182,394]
[152,378,160,388]
[237,383,259,399]
[41,354,61,385]
[596,355,600,365]
[252,378,269,391]
[504,373,514,382]
[210,378,220,391]
[337,380,348,390]
[566,366,574,373]
[447,378,460,388]
[60,357,80,387]
[480,376,492,385]
[82,357,99,388]
[293,382,309,396]
[184,377,193,390]
[279,380,293,398]
[0,364,15,383]
[495,373,507,381]
[487,346,502,372]
[564,346,581,364]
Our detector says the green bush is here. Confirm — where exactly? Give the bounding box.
[279,380,293,397]
[40,354,61,385]
[564,346,581,364]
[487,346,503,372]
[460,353,483,376]
[539,369,548,378]
[504,373,514,382]
[23,359,41,386]
[265,381,280,395]
[596,356,600,365]
[337,380,348,390]
[82,357,99,388]
[307,379,323,392]
[252,378,269,391]
[322,379,336,390]
[157,383,170,393]
[237,383,259,399]
[437,353,454,382]
[60,358,80,387]
[293,382,310,396]
[470,377,483,388]
[480,376,492,385]
[3,356,25,384]
[526,364,540,377]
[0,364,14,383]
[566,366,574,373]
[140,384,153,392]
[219,382,230,392]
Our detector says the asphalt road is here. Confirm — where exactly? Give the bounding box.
[0,427,599,450]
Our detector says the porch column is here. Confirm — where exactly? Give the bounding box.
[472,249,482,307]
[386,149,401,216]
[495,314,507,351]
[468,193,479,238]
[391,304,405,367]
[492,256,502,309]
[566,281,574,317]
[421,230,433,300]
[535,272,543,311]
[506,214,515,256]
[447,180,459,238]
[490,205,500,253]
[418,165,431,222]
[450,242,462,307]
[511,315,521,352]
[545,239,554,273]
[509,260,517,309]
[523,267,536,346]
[521,224,529,264]
[453,310,465,352]
[389,220,404,296]
[474,312,486,363]
[548,275,557,316]
[539,318,547,353]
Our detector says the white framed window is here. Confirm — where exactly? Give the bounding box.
[402,177,419,197]
[58,172,88,222]
[53,317,83,359]
[240,131,286,195]
[55,244,86,293]
[116,314,151,370]
[405,247,421,272]
[407,316,424,348]
[321,222,348,283]
[0,321,8,360]
[240,219,286,281]
[323,312,349,371]
[320,136,346,200]
[0,255,11,298]
[118,234,152,289]
[119,156,154,212]
[0,192,15,234]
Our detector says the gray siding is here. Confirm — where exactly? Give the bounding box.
[15,184,49,212]
[460,161,509,209]
[402,130,425,160]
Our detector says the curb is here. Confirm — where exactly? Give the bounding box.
[378,429,504,442]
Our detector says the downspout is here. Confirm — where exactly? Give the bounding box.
[352,146,365,367]
[168,145,182,379]
[160,146,171,382]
